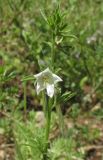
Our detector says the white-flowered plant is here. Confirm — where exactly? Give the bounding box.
[34,68,62,98]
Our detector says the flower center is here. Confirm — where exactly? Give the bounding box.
[42,75,49,82]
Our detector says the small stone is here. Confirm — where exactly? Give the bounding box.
[35,111,45,127]
[0,128,5,134]
[0,150,5,160]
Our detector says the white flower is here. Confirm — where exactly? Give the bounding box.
[34,68,62,98]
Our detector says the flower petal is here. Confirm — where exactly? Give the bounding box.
[43,68,51,74]
[46,83,54,98]
[34,68,52,79]
[53,74,62,84]
[36,81,45,94]
[34,72,43,79]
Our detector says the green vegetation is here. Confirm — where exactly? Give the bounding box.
[0,0,103,159]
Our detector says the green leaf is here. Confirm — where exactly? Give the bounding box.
[40,9,48,24]
[21,75,35,82]
[0,66,4,74]
[58,91,76,103]
[80,76,88,89]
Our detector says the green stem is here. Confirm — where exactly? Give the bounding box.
[81,46,93,85]
[23,82,27,119]
[45,98,51,140]
[42,92,47,117]
[54,96,66,137]
[43,96,52,159]
[51,32,55,71]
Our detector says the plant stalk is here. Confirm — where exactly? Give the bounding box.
[23,81,27,120]
[54,96,66,137]
[51,32,55,71]
[43,96,52,160]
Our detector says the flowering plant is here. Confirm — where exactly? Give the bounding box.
[34,68,62,98]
